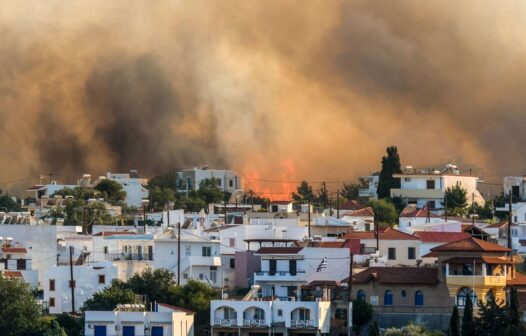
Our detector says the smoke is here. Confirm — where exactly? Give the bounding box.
[0,1,525,192]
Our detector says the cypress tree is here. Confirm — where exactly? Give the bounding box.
[508,287,520,326]
[449,305,460,336]
[368,320,380,336]
[461,295,476,336]
[377,146,402,199]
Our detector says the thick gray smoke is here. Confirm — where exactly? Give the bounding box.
[0,1,525,193]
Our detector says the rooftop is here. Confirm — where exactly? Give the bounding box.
[413,231,470,243]
[400,205,440,218]
[347,267,438,285]
[343,228,419,241]
[430,237,510,253]
[255,247,303,254]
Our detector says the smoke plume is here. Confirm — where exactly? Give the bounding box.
[1,1,525,193]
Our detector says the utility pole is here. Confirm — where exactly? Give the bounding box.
[471,193,475,226]
[336,190,340,219]
[375,212,379,252]
[166,202,170,227]
[69,246,76,314]
[177,220,181,286]
[508,192,513,256]
[444,195,448,222]
[307,199,311,238]
[426,201,430,224]
[322,182,327,209]
[82,207,87,234]
[347,251,354,336]
[250,190,254,212]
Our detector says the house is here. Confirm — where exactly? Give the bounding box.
[413,231,470,261]
[344,228,421,266]
[311,216,353,238]
[504,176,526,201]
[0,244,38,287]
[398,205,444,230]
[348,267,452,330]
[268,201,294,214]
[210,294,331,335]
[85,303,195,336]
[44,262,117,314]
[176,167,242,193]
[105,171,149,208]
[340,207,375,232]
[358,175,379,199]
[390,165,484,210]
[154,228,223,287]
[253,246,349,300]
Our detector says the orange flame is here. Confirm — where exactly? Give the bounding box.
[244,160,297,201]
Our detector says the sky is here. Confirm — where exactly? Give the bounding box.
[1,1,526,196]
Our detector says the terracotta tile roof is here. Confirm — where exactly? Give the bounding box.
[344,207,374,217]
[339,200,366,211]
[255,247,303,254]
[414,231,470,243]
[486,221,510,229]
[430,237,510,252]
[203,225,240,233]
[93,231,137,237]
[157,303,195,315]
[400,205,440,218]
[343,228,419,241]
[442,256,515,265]
[2,271,23,278]
[1,247,28,254]
[304,280,341,288]
[308,241,346,248]
[346,267,438,285]
[507,272,526,286]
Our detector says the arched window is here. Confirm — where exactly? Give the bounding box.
[384,290,393,306]
[415,290,424,306]
[457,287,477,307]
[357,290,366,301]
[291,308,311,321]
[401,290,407,298]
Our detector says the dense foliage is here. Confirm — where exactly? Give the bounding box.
[377,146,402,199]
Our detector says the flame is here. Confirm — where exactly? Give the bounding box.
[244,160,298,201]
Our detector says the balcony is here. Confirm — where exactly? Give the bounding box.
[291,320,314,328]
[390,188,444,199]
[104,253,153,261]
[188,256,222,267]
[446,275,507,288]
[243,319,267,327]
[254,270,306,282]
[214,319,237,326]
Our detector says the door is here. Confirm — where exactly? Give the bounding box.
[123,326,135,336]
[94,326,107,336]
[289,259,297,275]
[148,245,153,260]
[151,326,163,336]
[269,260,276,275]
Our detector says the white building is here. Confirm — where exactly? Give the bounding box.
[358,175,379,199]
[177,168,242,193]
[105,172,149,208]
[0,244,39,287]
[504,176,526,201]
[340,207,375,232]
[85,303,195,336]
[154,228,222,287]
[44,262,117,314]
[391,165,484,209]
[211,297,331,335]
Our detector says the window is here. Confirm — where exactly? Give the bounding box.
[229,238,235,247]
[457,287,477,307]
[210,266,217,283]
[296,308,310,321]
[462,264,473,276]
[199,274,204,280]
[408,247,416,260]
[16,259,26,270]
[202,246,211,257]
[277,309,283,317]
[223,307,237,320]
[415,290,424,306]
[151,326,163,336]
[229,258,235,269]
[122,326,135,336]
[388,248,396,260]
[365,223,371,231]
[49,297,55,307]
[229,180,233,188]
[426,180,435,189]
[357,290,366,301]
[401,290,406,298]
[98,274,105,284]
[404,177,411,182]
[335,308,347,319]
[183,273,188,279]
[185,246,191,256]
[514,216,518,223]
[103,246,108,254]
[94,325,107,336]
[49,279,55,291]
[269,259,277,275]
[289,260,297,276]
[384,290,393,306]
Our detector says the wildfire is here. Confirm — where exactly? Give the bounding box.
[244,160,297,201]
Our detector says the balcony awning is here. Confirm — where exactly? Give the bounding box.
[443,256,514,265]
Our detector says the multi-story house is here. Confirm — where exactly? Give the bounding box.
[44,262,117,314]
[390,165,484,210]
[154,229,222,287]
[105,171,149,208]
[413,231,470,262]
[340,207,375,232]
[504,176,526,201]
[0,243,38,287]
[210,294,331,335]
[358,175,379,199]
[176,167,242,193]
[85,303,195,336]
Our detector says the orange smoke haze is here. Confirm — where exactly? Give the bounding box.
[1,1,526,195]
[243,160,297,201]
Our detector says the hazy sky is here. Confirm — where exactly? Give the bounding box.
[1,1,525,195]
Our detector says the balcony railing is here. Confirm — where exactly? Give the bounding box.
[104,253,153,261]
[255,270,306,276]
[214,319,237,326]
[243,319,267,327]
[291,320,314,328]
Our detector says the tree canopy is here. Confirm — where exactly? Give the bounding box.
[94,179,127,204]
[445,183,468,216]
[352,298,373,333]
[0,194,20,212]
[340,183,360,201]
[377,146,402,199]
[292,180,315,202]
[368,198,398,225]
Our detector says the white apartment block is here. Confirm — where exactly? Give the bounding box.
[44,262,117,314]
[0,244,38,287]
[177,168,242,193]
[85,303,195,336]
[105,172,149,208]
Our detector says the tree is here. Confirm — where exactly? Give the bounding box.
[352,298,373,333]
[82,279,136,311]
[39,317,67,336]
[368,198,398,225]
[508,287,521,326]
[449,305,460,336]
[461,295,475,336]
[340,183,360,201]
[150,186,176,211]
[445,183,468,216]
[52,187,94,201]
[317,183,329,208]
[368,320,380,336]
[54,314,83,336]
[0,277,46,335]
[292,181,315,202]
[94,179,126,204]
[197,178,225,204]
[475,295,508,336]
[126,268,177,304]
[0,194,20,212]
[149,170,178,190]
[377,146,402,199]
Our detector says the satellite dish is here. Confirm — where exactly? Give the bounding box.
[222,293,229,300]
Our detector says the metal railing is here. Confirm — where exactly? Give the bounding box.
[104,253,153,261]
[243,319,267,327]
[214,319,237,326]
[291,320,314,328]
[255,270,306,276]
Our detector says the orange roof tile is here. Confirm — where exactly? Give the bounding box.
[3,271,23,278]
[343,228,419,241]
[93,231,137,237]
[430,237,510,252]
[414,231,470,243]
[400,206,440,218]
[1,247,28,254]
[344,207,374,217]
